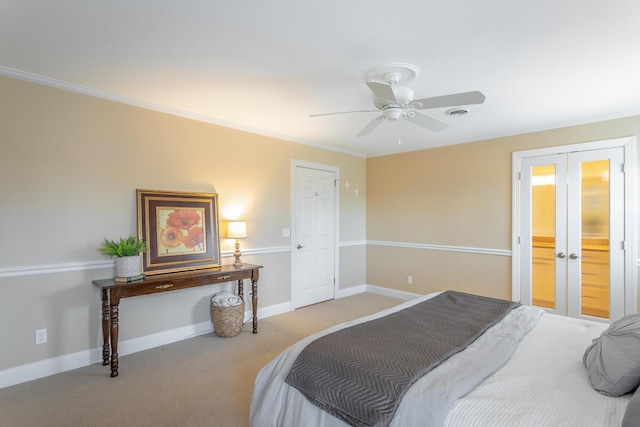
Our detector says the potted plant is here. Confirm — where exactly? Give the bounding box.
[99,235,149,278]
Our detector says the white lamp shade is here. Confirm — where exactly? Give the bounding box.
[227,221,247,239]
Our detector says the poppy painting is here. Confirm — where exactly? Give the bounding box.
[137,189,221,275]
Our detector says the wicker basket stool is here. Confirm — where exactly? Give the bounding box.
[210,301,245,337]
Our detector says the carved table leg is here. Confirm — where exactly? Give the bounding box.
[251,277,258,333]
[101,289,110,366]
[237,279,244,302]
[109,289,121,378]
[110,303,119,377]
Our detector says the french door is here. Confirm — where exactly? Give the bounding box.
[514,138,636,322]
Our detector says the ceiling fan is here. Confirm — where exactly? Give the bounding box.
[310,69,486,137]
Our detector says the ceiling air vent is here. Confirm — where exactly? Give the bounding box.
[445,108,470,116]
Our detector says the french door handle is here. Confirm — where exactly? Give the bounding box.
[556,252,566,259]
[569,253,581,259]
[296,244,306,250]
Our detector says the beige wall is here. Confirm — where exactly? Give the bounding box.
[366,115,640,302]
[3,72,639,377]
[0,76,366,371]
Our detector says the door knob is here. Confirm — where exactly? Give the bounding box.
[296,244,306,249]
[569,253,581,259]
[556,252,566,259]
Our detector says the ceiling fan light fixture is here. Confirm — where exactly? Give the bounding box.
[383,107,403,121]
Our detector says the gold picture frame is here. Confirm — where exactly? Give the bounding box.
[137,189,221,275]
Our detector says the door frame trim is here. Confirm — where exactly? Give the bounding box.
[512,136,637,316]
[291,160,340,307]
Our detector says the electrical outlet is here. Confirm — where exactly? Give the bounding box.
[35,329,47,345]
[407,276,413,285]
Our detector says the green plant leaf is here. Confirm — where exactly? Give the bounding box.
[98,235,149,258]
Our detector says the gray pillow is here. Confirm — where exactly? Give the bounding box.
[622,387,640,427]
[583,314,640,397]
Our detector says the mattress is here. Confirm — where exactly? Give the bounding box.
[250,293,632,426]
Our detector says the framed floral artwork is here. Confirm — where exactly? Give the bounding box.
[137,189,221,275]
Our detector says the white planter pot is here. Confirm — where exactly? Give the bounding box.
[115,255,141,278]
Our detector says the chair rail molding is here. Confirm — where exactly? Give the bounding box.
[0,246,291,279]
[367,240,511,257]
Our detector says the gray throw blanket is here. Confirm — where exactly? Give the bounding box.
[285,291,520,427]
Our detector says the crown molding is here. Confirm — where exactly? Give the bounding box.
[0,66,366,158]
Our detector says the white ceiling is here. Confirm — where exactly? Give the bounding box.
[2,1,640,157]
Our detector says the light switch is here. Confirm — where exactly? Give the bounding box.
[283,228,291,237]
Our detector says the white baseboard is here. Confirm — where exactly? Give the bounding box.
[0,347,103,390]
[336,283,421,301]
[0,319,214,389]
[365,284,422,301]
[0,286,416,389]
[0,304,295,389]
[336,284,367,298]
[255,302,292,319]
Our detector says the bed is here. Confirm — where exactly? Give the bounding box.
[250,292,637,427]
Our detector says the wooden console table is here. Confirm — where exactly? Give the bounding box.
[92,263,262,377]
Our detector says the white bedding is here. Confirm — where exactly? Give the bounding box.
[445,313,632,426]
[250,293,632,426]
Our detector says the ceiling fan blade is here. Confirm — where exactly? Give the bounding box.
[404,111,449,132]
[366,81,397,104]
[356,115,385,137]
[309,108,379,117]
[413,91,486,110]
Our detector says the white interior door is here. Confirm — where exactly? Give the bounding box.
[518,145,628,322]
[292,163,337,308]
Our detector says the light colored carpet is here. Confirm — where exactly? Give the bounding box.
[0,293,402,427]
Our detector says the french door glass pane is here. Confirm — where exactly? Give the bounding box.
[531,164,556,310]
[580,160,610,318]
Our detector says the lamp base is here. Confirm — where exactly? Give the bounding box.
[233,240,243,268]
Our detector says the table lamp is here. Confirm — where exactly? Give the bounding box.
[227,221,247,268]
